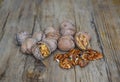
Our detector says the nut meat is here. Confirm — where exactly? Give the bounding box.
[81,49,103,61]
[75,32,91,50]
[54,49,103,69]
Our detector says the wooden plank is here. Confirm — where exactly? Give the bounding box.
[0,0,120,82]
[31,0,76,82]
[90,0,120,82]
[72,0,109,82]
[39,0,76,82]
[0,0,37,82]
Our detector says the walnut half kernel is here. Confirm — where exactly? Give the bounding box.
[38,43,50,58]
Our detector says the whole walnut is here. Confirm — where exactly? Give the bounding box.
[32,32,43,42]
[21,38,37,54]
[16,31,31,46]
[75,32,91,50]
[44,27,60,40]
[60,21,76,36]
[58,35,75,51]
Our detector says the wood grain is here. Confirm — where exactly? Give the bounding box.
[0,0,120,82]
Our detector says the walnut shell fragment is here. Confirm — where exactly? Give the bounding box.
[21,38,36,54]
[81,49,103,61]
[58,35,75,51]
[16,31,31,46]
[60,21,76,36]
[44,27,60,40]
[75,32,91,50]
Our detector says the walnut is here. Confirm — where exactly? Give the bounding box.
[59,58,73,69]
[32,42,51,60]
[42,38,57,52]
[32,32,43,42]
[16,31,31,46]
[60,21,76,36]
[58,35,75,51]
[75,32,91,50]
[81,49,103,61]
[44,27,60,40]
[21,38,36,54]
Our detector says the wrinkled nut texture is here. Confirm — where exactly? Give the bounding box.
[77,58,89,67]
[59,58,73,69]
[82,49,103,61]
[44,27,60,40]
[75,32,91,50]
[60,21,76,36]
[58,35,75,51]
[54,54,69,62]
[16,31,31,46]
[42,38,57,52]
[32,32,43,42]
[21,38,36,54]
[32,42,51,60]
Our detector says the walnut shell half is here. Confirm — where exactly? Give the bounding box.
[32,42,51,60]
[42,38,57,52]
[75,32,91,50]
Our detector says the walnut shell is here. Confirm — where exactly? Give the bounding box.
[58,35,75,51]
[32,42,51,60]
[44,27,60,40]
[32,32,43,42]
[75,32,91,50]
[60,21,76,36]
[21,38,36,54]
[42,38,57,52]
[16,31,31,46]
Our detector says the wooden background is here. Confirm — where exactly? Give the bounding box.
[0,0,120,82]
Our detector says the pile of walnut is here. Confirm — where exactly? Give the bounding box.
[16,20,103,70]
[16,27,60,60]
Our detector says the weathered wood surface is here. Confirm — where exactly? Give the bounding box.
[0,0,120,82]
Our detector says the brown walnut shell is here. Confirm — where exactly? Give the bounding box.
[16,31,31,46]
[75,32,91,50]
[58,35,75,51]
[32,32,43,42]
[60,21,76,36]
[32,42,51,60]
[21,38,36,54]
[44,27,60,40]
[42,38,57,52]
